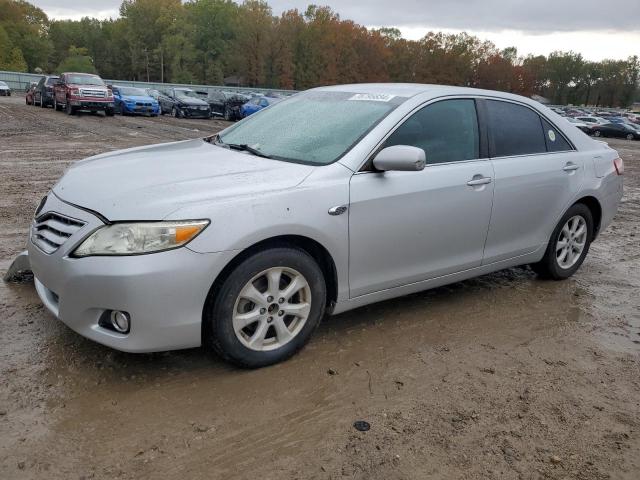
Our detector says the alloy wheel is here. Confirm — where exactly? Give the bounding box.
[556,215,587,269]
[232,267,312,352]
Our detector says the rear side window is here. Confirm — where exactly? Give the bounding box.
[384,99,479,164]
[541,119,572,152]
[486,100,546,157]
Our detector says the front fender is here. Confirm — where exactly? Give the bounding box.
[166,164,352,302]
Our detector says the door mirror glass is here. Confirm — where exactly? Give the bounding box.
[372,145,426,172]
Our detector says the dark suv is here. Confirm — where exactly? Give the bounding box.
[205,91,249,121]
[34,75,59,108]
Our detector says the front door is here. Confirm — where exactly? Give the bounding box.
[348,98,495,298]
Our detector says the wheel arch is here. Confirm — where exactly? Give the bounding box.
[201,234,339,342]
[574,195,602,238]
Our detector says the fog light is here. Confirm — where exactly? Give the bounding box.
[110,310,130,333]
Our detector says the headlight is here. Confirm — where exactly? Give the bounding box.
[73,220,209,257]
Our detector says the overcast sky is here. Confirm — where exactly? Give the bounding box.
[30,0,640,61]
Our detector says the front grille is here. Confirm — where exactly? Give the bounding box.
[31,212,85,254]
[80,88,107,98]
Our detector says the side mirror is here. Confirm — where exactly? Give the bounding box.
[372,145,426,172]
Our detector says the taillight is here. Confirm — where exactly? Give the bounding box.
[614,157,624,175]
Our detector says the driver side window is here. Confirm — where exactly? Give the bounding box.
[384,99,480,164]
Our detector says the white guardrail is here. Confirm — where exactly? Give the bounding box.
[0,70,298,96]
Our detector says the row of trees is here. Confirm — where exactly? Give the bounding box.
[1,0,638,107]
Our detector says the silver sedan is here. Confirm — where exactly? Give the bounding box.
[12,84,623,367]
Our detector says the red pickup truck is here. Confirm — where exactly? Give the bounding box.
[53,72,115,116]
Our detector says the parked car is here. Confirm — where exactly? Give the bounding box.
[0,80,11,96]
[12,84,624,368]
[53,72,115,116]
[575,116,608,126]
[206,91,250,120]
[240,95,282,117]
[25,82,37,105]
[592,122,640,140]
[112,85,159,116]
[34,75,60,108]
[565,117,592,134]
[156,87,210,118]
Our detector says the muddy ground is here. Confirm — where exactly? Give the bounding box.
[0,94,638,480]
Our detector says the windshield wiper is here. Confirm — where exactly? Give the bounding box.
[213,136,272,159]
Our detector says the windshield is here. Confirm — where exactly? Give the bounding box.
[118,87,147,96]
[219,91,405,165]
[175,89,199,99]
[66,74,104,86]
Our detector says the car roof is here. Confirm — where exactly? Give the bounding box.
[313,83,553,106]
[64,72,99,76]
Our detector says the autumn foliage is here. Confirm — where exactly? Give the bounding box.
[1,0,638,107]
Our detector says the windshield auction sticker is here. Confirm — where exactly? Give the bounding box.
[348,93,396,102]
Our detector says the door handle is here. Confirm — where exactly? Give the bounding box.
[563,163,580,172]
[466,176,492,186]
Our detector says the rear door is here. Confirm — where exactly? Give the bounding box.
[481,99,584,264]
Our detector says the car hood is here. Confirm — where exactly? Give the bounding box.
[121,94,156,103]
[176,97,209,106]
[53,139,315,220]
[67,83,107,89]
[0,85,9,90]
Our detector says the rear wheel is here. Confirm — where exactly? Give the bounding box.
[531,203,593,280]
[224,106,231,121]
[205,247,326,368]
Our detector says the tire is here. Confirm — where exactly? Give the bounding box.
[40,95,46,108]
[530,203,594,280]
[65,101,75,115]
[105,108,114,117]
[626,133,634,140]
[53,98,60,111]
[593,130,602,137]
[224,106,231,121]
[172,106,182,118]
[205,247,326,368]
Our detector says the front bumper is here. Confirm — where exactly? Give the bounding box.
[70,99,114,110]
[123,103,160,115]
[179,106,210,118]
[26,193,237,353]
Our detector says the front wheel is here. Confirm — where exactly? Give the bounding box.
[531,203,593,280]
[65,100,75,115]
[171,106,181,118]
[205,247,326,368]
[593,130,602,137]
[626,133,634,140]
